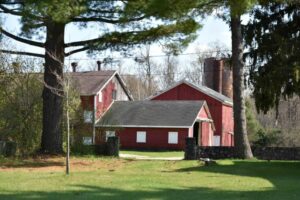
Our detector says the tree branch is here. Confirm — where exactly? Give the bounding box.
[0,4,22,16]
[0,49,44,58]
[0,27,45,47]
[65,46,90,57]
[71,15,146,24]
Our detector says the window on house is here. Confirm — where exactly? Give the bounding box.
[105,131,116,142]
[83,137,92,145]
[98,92,102,102]
[136,131,146,143]
[168,132,178,144]
[112,90,117,100]
[83,110,93,123]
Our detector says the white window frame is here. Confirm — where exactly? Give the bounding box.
[105,131,116,142]
[213,136,221,146]
[168,132,178,144]
[98,92,102,102]
[136,131,146,143]
[83,110,93,123]
[82,137,92,145]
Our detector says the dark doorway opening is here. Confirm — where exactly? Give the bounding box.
[193,122,200,146]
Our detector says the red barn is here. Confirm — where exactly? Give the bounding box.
[96,101,215,150]
[149,80,234,146]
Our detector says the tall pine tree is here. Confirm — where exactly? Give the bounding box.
[0,0,205,154]
[244,1,300,115]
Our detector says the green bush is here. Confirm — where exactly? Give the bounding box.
[71,144,96,155]
[252,129,280,147]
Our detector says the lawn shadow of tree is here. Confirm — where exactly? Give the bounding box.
[0,160,299,200]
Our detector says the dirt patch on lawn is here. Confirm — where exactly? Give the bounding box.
[0,156,127,172]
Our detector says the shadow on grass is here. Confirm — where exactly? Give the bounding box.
[0,184,275,200]
[0,160,299,200]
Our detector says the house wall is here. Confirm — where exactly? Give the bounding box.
[80,96,94,110]
[151,82,233,146]
[115,127,189,150]
[80,76,130,120]
[95,80,115,118]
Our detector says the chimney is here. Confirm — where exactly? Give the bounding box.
[12,62,21,73]
[96,61,101,71]
[71,62,78,72]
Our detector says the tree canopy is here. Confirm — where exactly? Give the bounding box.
[244,1,300,115]
[0,0,214,153]
[0,0,210,57]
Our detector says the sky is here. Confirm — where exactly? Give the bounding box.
[3,14,232,73]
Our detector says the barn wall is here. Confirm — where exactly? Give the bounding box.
[221,105,234,146]
[201,122,211,146]
[198,107,209,119]
[115,127,189,150]
[152,83,224,137]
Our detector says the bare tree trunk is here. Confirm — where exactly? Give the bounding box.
[231,15,253,159]
[66,80,70,175]
[41,23,65,154]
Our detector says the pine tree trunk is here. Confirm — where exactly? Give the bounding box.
[231,15,253,159]
[40,23,65,154]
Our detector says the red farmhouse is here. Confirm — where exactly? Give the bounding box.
[149,80,234,146]
[96,101,215,150]
[71,70,133,144]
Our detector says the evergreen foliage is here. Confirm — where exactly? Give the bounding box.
[244,1,300,114]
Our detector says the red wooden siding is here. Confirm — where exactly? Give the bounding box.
[116,128,189,150]
[198,107,209,119]
[151,82,234,146]
[95,80,115,118]
[80,80,116,120]
[201,122,212,146]
[80,96,94,110]
[221,105,234,146]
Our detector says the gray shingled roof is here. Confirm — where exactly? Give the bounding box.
[70,70,116,96]
[96,101,206,128]
[193,83,233,105]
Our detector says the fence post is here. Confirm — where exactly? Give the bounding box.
[185,138,197,160]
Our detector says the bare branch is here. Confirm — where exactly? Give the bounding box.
[0,49,44,58]
[0,27,45,47]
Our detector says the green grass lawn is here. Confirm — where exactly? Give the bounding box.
[120,150,184,158]
[0,156,300,200]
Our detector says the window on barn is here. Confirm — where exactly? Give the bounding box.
[112,90,117,100]
[168,132,178,144]
[136,131,146,143]
[213,136,221,146]
[105,131,115,142]
[83,110,93,123]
